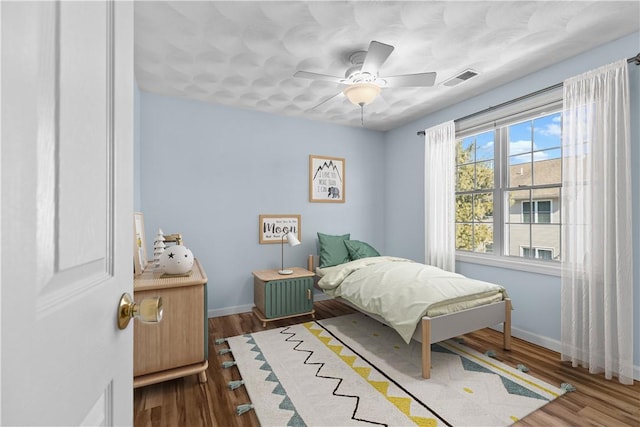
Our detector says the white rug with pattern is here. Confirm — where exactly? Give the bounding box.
[225,313,564,427]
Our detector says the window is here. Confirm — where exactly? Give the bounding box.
[455,96,562,264]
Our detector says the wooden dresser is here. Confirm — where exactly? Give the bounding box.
[133,259,208,388]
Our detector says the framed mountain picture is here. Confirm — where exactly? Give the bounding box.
[309,155,345,203]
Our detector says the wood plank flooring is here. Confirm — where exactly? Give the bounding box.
[133,299,640,427]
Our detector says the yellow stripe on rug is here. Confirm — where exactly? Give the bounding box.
[442,341,561,398]
[304,322,438,427]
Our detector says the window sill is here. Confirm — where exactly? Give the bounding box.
[455,252,561,277]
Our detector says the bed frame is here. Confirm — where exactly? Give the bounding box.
[307,255,512,379]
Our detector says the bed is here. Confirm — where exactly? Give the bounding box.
[307,234,511,379]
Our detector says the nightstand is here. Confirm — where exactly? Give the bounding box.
[252,267,315,327]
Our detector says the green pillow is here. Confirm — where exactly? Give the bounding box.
[344,240,380,260]
[317,232,351,268]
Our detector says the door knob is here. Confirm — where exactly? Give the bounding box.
[117,292,163,329]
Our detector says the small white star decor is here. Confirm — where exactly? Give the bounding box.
[159,244,194,275]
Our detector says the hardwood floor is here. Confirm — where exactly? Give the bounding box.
[133,299,640,427]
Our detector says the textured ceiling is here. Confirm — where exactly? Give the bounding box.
[134,1,640,131]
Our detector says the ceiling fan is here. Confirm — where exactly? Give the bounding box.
[294,41,436,120]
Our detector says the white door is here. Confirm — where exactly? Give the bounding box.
[1,1,133,425]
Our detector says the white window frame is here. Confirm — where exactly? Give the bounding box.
[454,87,563,277]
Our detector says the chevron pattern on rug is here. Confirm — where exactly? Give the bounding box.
[225,313,565,427]
[239,334,304,425]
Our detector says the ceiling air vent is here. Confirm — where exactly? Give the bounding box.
[442,69,479,87]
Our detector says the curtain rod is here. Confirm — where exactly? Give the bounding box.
[416,52,640,137]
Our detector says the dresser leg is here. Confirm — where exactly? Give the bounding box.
[198,370,207,383]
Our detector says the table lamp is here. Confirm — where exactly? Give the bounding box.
[279,231,301,275]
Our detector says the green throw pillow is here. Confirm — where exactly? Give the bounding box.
[317,232,351,268]
[344,240,380,260]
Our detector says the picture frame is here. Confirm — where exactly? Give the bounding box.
[259,214,301,244]
[133,212,148,275]
[309,154,345,203]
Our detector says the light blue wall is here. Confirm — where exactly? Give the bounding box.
[138,93,386,313]
[384,33,640,372]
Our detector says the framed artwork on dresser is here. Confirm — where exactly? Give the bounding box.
[133,212,148,275]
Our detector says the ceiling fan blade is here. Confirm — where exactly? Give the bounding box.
[311,92,344,110]
[361,41,394,75]
[383,72,437,87]
[294,70,344,84]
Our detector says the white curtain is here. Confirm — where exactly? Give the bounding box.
[424,121,456,272]
[561,59,634,384]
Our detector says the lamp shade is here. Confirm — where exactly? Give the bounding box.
[343,82,381,106]
[286,231,301,247]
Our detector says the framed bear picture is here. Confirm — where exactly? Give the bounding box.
[309,155,345,203]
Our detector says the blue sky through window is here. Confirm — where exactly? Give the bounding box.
[509,112,561,164]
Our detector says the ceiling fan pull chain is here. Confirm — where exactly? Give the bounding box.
[360,104,364,126]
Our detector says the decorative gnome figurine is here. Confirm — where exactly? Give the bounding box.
[159,245,194,275]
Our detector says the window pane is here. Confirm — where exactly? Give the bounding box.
[474,193,493,222]
[507,223,529,257]
[522,201,532,223]
[456,195,473,222]
[509,121,532,155]
[532,224,560,260]
[457,137,475,164]
[505,189,530,224]
[475,160,494,189]
[536,200,551,223]
[509,152,531,166]
[533,148,561,186]
[474,224,493,253]
[456,164,475,191]
[475,131,494,161]
[533,113,562,150]
[456,223,473,251]
[509,159,531,187]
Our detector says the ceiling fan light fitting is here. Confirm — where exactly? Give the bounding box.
[343,82,381,106]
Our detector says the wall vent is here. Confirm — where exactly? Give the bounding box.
[442,69,479,87]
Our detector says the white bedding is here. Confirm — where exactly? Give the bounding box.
[317,256,506,343]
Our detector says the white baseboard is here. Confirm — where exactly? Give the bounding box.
[512,326,562,353]
[492,325,640,380]
[490,324,562,352]
[208,303,253,318]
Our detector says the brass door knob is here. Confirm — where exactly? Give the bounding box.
[117,292,163,329]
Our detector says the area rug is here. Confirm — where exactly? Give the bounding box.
[223,313,564,426]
